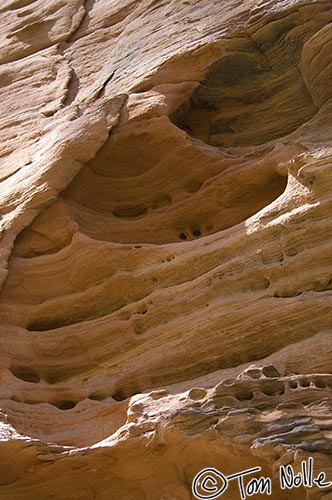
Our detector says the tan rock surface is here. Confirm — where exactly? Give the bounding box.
[1,0,332,498]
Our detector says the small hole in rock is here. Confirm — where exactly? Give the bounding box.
[251,278,270,292]
[315,379,326,389]
[134,323,145,335]
[179,232,187,240]
[27,319,65,331]
[236,390,254,401]
[10,366,40,383]
[188,388,207,400]
[112,390,128,401]
[286,247,298,257]
[245,369,262,380]
[262,365,280,378]
[53,400,77,410]
[192,229,201,237]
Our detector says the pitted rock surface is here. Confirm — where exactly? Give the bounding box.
[1,1,332,499]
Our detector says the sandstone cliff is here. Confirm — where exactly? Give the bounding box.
[1,0,332,499]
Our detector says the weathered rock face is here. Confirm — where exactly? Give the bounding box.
[1,0,332,498]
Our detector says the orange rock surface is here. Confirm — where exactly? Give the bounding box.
[1,0,332,498]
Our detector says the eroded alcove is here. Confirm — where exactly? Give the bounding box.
[170,10,320,147]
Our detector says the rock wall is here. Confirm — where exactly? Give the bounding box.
[1,0,332,498]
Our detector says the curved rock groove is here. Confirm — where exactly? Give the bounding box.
[1,1,332,499]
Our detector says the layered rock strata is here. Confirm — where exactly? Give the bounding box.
[1,0,332,498]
